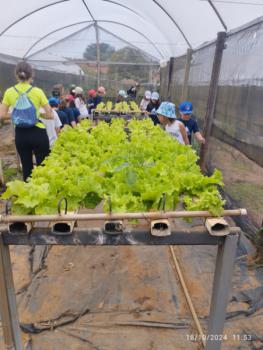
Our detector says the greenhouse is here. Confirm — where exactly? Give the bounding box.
[0,1,262,350]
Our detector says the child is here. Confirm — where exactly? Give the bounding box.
[140,90,151,112]
[66,95,80,123]
[157,102,189,145]
[40,98,62,148]
[146,92,161,125]
[58,99,76,128]
[74,86,89,119]
[116,90,127,103]
[87,89,98,115]
[178,101,205,145]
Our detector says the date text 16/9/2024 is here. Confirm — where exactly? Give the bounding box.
[186,334,252,342]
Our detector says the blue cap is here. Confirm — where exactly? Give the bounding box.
[179,101,193,114]
[48,97,59,107]
[156,102,176,119]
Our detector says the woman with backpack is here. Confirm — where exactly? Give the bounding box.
[0,62,53,181]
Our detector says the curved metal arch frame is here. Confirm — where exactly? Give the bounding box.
[97,24,159,62]
[0,0,71,38]
[26,23,95,61]
[152,0,192,49]
[23,21,94,59]
[100,20,165,58]
[103,0,192,49]
[102,0,144,18]
[28,23,159,65]
[82,0,95,20]
[0,0,228,55]
[207,0,228,31]
[23,20,165,60]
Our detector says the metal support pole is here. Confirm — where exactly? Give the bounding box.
[199,32,226,173]
[181,48,193,101]
[94,21,101,88]
[149,65,153,86]
[205,233,239,350]
[0,234,23,350]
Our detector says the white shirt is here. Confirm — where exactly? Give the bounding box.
[75,97,89,118]
[40,110,62,147]
[140,98,150,111]
[165,121,185,144]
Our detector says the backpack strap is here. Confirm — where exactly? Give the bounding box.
[13,86,20,94]
[13,86,33,95]
[25,86,33,94]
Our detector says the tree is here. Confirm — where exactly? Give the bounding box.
[83,42,115,61]
[108,46,156,82]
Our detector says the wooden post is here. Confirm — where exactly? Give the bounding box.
[95,21,101,88]
[199,32,227,173]
[0,158,4,186]
[181,48,193,101]
[167,57,175,100]
[0,234,23,350]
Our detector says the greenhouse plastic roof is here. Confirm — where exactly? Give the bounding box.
[0,0,263,71]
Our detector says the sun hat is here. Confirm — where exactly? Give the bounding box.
[88,89,97,97]
[144,90,152,99]
[48,97,59,107]
[179,101,193,114]
[73,86,83,95]
[98,86,106,95]
[118,90,127,98]
[156,102,176,119]
[151,92,159,101]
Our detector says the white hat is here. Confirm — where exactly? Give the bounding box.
[73,86,83,95]
[144,90,152,99]
[151,92,159,100]
[118,90,127,98]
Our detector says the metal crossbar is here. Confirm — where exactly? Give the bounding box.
[0,226,240,350]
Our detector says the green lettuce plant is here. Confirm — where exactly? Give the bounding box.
[2,119,225,216]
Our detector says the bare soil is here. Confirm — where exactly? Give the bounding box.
[208,136,263,228]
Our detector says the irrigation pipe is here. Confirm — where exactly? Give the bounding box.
[0,209,247,223]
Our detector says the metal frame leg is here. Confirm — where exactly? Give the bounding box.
[205,233,239,350]
[0,234,23,350]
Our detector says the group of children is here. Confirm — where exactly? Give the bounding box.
[0,60,205,181]
[157,101,205,146]
[138,90,205,146]
[40,84,107,148]
[45,84,205,149]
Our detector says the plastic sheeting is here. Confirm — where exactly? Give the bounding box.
[220,19,263,86]
[188,44,216,86]
[160,16,263,167]
[1,0,263,72]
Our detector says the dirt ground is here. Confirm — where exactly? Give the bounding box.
[207,136,263,228]
[0,125,263,349]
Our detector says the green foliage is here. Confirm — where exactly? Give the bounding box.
[3,167,20,182]
[83,42,115,61]
[1,119,225,216]
[108,46,156,81]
